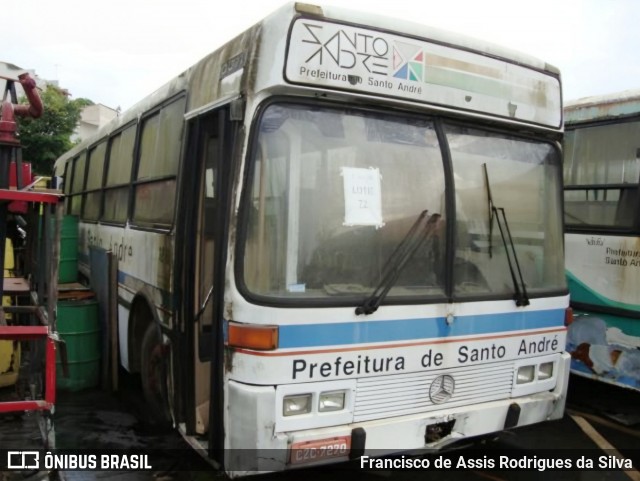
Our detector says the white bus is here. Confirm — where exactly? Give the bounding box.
[563,89,640,391]
[54,2,570,475]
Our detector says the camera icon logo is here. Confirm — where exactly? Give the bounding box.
[7,451,40,470]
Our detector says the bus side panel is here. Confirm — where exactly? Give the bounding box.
[77,222,175,372]
[565,233,640,390]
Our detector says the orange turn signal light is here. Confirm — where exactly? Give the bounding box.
[228,322,279,350]
[564,307,574,326]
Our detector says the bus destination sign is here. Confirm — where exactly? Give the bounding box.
[285,19,561,127]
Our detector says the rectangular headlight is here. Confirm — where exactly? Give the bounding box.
[319,390,346,412]
[517,365,535,384]
[283,394,312,416]
[538,362,554,380]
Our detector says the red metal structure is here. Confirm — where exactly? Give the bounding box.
[0,73,43,141]
[0,70,62,448]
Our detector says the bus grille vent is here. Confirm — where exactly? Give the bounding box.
[354,362,514,422]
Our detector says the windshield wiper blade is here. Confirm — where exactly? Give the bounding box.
[355,210,441,316]
[483,164,530,307]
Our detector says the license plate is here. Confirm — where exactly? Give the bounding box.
[289,436,351,465]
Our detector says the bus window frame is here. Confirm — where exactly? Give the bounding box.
[81,139,109,222]
[68,151,88,217]
[63,160,72,196]
[129,92,187,232]
[235,96,449,309]
[100,120,139,227]
[235,96,568,309]
[564,183,640,235]
[563,119,640,236]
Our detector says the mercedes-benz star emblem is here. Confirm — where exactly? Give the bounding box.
[429,375,455,404]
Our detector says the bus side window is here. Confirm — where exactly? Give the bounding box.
[69,152,87,216]
[196,114,222,362]
[133,96,186,228]
[104,124,136,224]
[615,187,638,227]
[83,141,107,221]
[204,136,217,236]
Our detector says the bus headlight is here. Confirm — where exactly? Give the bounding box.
[283,394,312,416]
[516,365,535,384]
[538,362,553,380]
[277,380,354,431]
[319,390,346,412]
[511,354,562,397]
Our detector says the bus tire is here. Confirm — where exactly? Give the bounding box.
[140,323,172,428]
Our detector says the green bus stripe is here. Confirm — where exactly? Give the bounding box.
[566,271,640,313]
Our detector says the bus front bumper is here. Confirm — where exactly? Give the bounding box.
[225,352,570,475]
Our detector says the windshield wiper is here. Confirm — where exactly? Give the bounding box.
[355,210,441,316]
[483,164,530,307]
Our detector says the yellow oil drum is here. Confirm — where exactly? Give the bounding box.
[0,238,19,388]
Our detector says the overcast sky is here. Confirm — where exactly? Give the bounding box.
[4,0,639,112]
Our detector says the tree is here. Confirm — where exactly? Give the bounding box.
[16,86,93,175]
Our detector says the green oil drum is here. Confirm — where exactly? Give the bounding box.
[56,299,100,391]
[58,215,78,283]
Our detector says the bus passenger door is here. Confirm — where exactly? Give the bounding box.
[183,107,231,458]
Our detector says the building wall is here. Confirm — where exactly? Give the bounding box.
[72,104,119,143]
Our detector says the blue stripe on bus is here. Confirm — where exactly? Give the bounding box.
[116,270,175,311]
[278,309,565,349]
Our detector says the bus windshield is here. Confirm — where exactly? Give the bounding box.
[240,102,565,302]
[446,125,565,298]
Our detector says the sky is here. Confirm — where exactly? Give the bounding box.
[3,0,640,112]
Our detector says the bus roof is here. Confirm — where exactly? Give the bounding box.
[318,4,559,74]
[55,2,562,171]
[565,88,640,125]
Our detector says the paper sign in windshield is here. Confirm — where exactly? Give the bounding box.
[342,167,384,228]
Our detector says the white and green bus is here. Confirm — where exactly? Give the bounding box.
[564,89,640,391]
[54,2,570,475]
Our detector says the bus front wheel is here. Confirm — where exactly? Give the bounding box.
[140,323,172,428]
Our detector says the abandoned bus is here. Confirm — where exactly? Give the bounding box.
[54,2,570,475]
[564,89,640,391]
